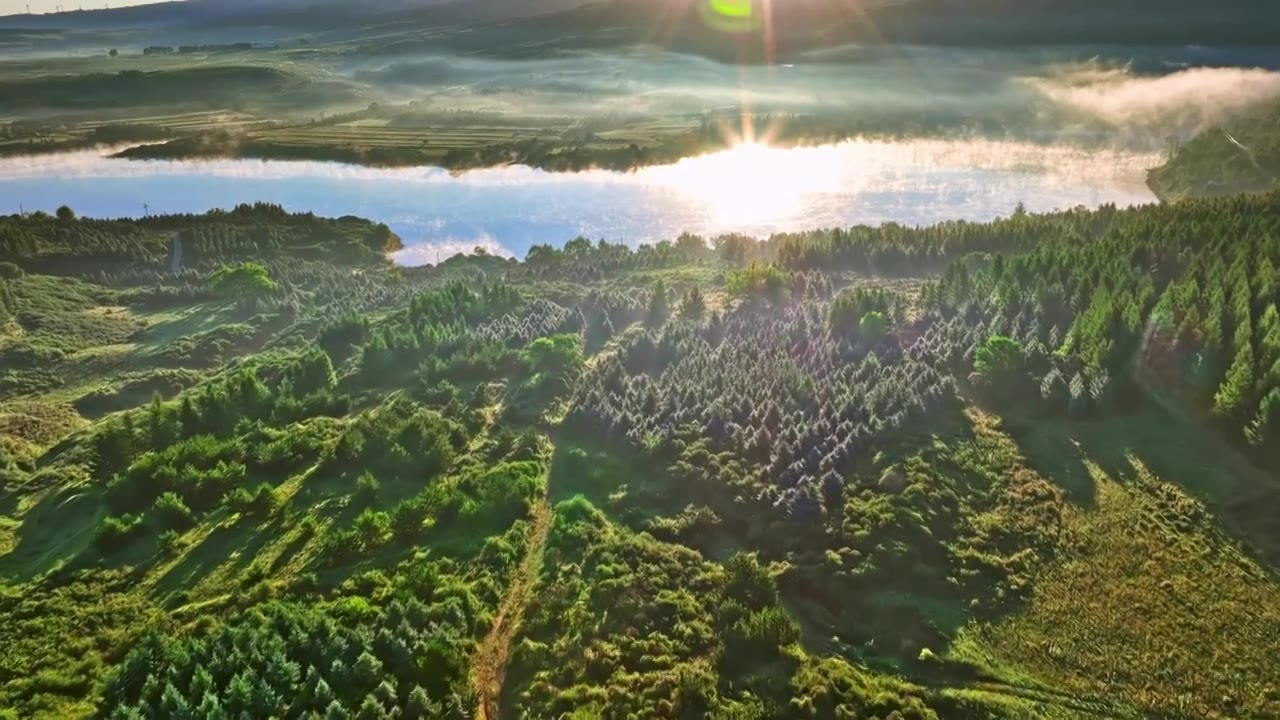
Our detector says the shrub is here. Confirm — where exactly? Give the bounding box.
[152,491,195,530]
[209,261,278,297]
[158,529,188,556]
[391,497,429,541]
[972,335,1030,400]
[226,483,277,517]
[321,529,359,566]
[354,509,392,550]
[96,514,144,550]
[355,472,380,503]
[859,311,890,344]
[974,335,1026,380]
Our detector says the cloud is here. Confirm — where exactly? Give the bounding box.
[1025,63,1280,134]
[390,232,515,266]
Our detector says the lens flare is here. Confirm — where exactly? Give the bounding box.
[700,0,761,33]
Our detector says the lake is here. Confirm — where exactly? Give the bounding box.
[0,138,1160,263]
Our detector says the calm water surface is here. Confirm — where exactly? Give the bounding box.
[0,139,1159,262]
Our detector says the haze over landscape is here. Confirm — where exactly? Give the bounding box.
[2,1,1280,719]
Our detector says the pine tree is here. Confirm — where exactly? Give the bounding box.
[148,391,176,447]
[1069,372,1089,415]
[351,651,383,696]
[159,682,192,718]
[324,699,352,720]
[680,287,706,319]
[404,685,440,720]
[312,676,337,713]
[1214,341,1255,421]
[1256,305,1280,370]
[178,395,201,437]
[188,690,226,720]
[647,280,670,327]
[1040,368,1068,410]
[190,665,215,706]
[223,670,255,716]
[355,694,392,720]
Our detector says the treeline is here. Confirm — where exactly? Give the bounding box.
[521,233,712,281]
[0,65,356,112]
[512,205,1126,283]
[0,204,400,278]
[113,125,729,174]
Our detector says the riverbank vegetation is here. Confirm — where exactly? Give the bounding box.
[2,192,1279,718]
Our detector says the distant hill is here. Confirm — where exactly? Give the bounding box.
[523,0,1280,61]
[5,0,1276,52]
[0,0,591,29]
[1148,101,1280,201]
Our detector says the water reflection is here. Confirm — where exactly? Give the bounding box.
[0,138,1159,261]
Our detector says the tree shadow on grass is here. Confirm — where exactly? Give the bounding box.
[999,413,1099,510]
[1014,400,1280,571]
[0,481,104,582]
[269,526,313,574]
[150,514,276,597]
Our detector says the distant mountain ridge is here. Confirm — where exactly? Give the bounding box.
[0,0,589,28]
[3,0,1276,55]
[532,0,1280,60]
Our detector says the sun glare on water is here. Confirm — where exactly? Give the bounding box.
[644,142,846,226]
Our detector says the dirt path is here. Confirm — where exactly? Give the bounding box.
[472,475,553,720]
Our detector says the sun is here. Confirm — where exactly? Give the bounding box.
[645,141,845,226]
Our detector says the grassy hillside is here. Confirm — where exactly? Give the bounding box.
[1,195,1279,718]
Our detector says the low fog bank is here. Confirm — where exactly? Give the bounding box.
[341,44,1280,152]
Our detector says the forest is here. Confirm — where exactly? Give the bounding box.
[1,193,1279,719]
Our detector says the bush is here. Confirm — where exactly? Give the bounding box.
[152,491,195,530]
[96,514,144,550]
[354,509,392,550]
[158,529,188,556]
[355,472,380,503]
[972,335,1029,400]
[0,262,22,279]
[321,529,359,566]
[391,497,429,541]
[974,335,1026,381]
[226,483,277,517]
[209,261,278,297]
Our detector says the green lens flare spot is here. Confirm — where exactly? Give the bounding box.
[700,0,760,32]
[710,0,754,19]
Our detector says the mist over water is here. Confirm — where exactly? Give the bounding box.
[0,137,1159,262]
[345,46,1280,146]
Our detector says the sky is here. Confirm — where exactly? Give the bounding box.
[1,0,175,15]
